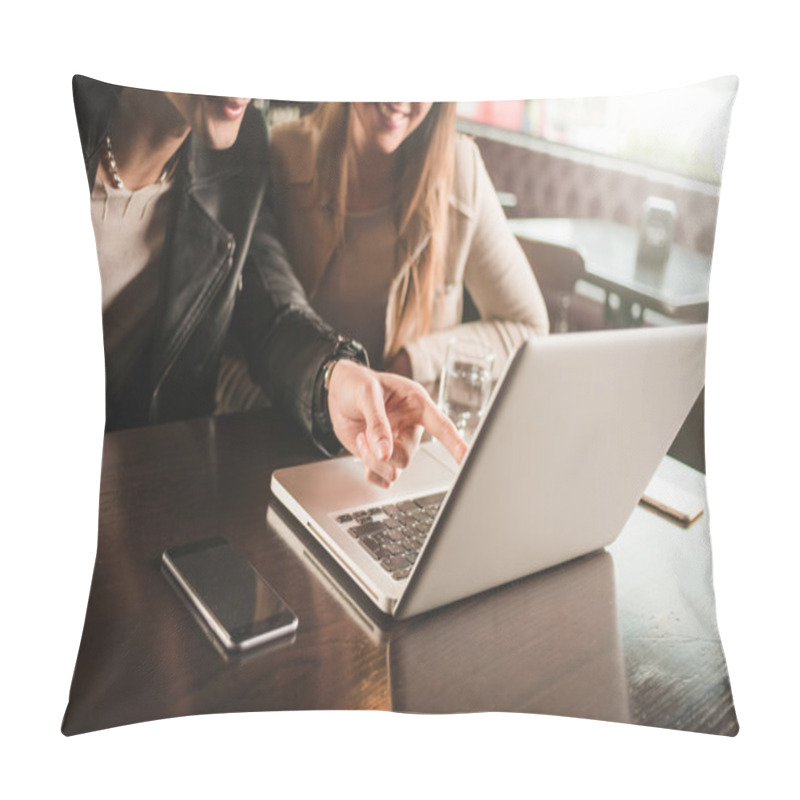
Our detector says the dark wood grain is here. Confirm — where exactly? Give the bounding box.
[62,409,737,736]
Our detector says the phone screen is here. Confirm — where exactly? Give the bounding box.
[163,537,297,651]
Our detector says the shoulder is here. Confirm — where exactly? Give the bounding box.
[450,133,486,217]
[269,116,320,185]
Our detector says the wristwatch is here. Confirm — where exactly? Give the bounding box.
[322,358,339,393]
[311,334,368,455]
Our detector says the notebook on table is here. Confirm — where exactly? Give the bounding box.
[270,324,707,620]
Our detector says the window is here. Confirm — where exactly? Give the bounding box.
[457,76,737,185]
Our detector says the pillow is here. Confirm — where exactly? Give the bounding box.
[62,75,738,738]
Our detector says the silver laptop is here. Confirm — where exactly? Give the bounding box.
[267,503,630,721]
[270,324,706,619]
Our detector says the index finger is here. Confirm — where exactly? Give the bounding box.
[417,393,468,464]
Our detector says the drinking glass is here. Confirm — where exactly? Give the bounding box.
[437,338,495,442]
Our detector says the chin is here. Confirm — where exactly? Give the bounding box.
[375,134,406,155]
[203,124,243,151]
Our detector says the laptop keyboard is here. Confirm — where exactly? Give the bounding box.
[334,492,446,581]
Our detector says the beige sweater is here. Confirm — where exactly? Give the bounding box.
[270,118,549,387]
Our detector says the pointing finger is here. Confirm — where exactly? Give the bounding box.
[359,377,393,462]
[417,394,468,464]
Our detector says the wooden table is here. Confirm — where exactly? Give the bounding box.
[61,409,737,736]
[508,217,712,325]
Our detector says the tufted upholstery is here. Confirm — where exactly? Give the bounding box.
[474,136,720,257]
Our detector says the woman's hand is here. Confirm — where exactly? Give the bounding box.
[327,359,466,487]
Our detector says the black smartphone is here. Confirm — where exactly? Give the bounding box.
[162,537,298,653]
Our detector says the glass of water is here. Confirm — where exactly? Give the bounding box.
[438,338,495,442]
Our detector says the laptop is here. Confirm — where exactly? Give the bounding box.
[267,503,630,721]
[270,323,706,619]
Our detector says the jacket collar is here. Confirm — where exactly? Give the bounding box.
[153,105,268,376]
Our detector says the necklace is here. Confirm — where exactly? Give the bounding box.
[103,135,125,189]
[103,134,176,190]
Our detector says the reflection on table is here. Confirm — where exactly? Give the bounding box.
[62,409,737,736]
[509,217,712,325]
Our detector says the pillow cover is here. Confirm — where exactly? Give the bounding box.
[62,75,738,737]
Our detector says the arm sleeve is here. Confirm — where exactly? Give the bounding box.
[403,140,549,387]
[231,195,367,456]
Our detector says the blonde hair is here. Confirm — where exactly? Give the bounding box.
[310,102,457,360]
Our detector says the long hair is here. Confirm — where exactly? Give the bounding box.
[310,102,457,360]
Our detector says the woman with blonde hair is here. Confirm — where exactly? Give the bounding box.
[268,101,549,389]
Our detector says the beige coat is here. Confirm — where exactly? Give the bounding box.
[269,117,549,387]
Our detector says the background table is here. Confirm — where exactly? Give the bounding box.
[62,409,737,736]
[509,217,712,325]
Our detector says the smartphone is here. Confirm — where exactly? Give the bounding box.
[162,537,298,653]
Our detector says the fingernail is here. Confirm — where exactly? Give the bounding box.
[369,473,389,489]
[372,436,391,461]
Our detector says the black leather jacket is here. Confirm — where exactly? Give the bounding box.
[73,76,364,449]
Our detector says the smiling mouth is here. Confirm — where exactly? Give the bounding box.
[210,97,249,121]
[377,102,410,123]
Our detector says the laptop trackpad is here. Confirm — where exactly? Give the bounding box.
[335,440,457,507]
[274,439,458,517]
